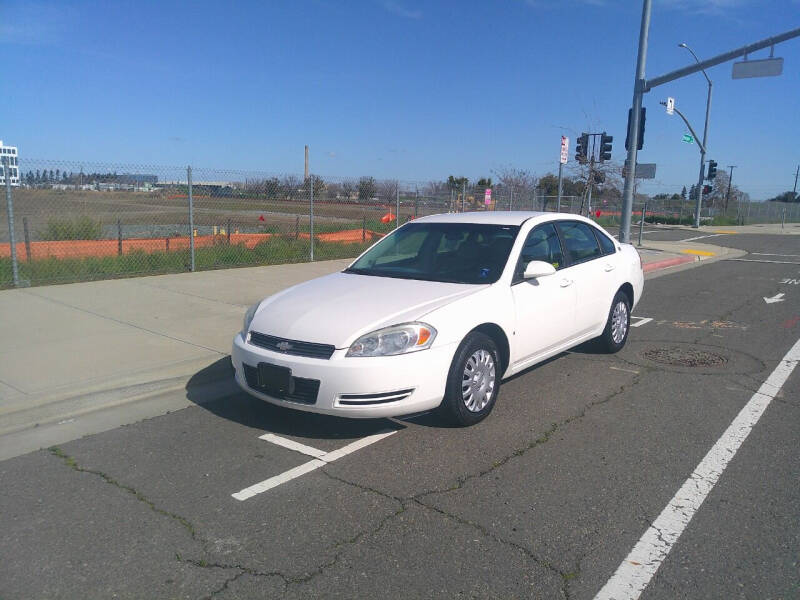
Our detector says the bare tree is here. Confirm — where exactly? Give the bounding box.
[281,175,301,201]
[377,179,399,205]
[492,166,537,210]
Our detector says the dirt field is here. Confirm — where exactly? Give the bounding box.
[0,188,434,243]
[0,229,384,261]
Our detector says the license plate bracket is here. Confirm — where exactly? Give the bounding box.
[258,363,293,397]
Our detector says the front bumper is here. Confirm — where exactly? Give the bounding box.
[231,332,457,418]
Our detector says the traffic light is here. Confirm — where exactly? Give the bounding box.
[599,132,613,162]
[702,184,712,195]
[575,133,589,164]
[625,107,646,151]
[707,160,718,180]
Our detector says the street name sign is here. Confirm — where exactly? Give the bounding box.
[732,57,784,79]
[682,133,694,144]
[623,161,657,179]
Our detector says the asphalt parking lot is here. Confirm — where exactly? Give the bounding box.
[1,233,798,599]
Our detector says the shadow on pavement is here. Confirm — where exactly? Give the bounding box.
[185,357,403,440]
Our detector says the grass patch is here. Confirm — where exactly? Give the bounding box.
[643,215,694,226]
[40,215,103,240]
[0,237,373,288]
[709,215,739,226]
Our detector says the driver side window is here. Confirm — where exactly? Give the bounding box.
[514,223,564,283]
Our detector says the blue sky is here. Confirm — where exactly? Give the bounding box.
[2,0,799,199]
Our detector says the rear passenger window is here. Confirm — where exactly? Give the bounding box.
[594,228,617,255]
[558,222,602,264]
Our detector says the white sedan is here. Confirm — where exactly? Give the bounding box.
[232,211,643,425]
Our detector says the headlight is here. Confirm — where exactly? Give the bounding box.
[346,322,437,357]
[242,302,260,334]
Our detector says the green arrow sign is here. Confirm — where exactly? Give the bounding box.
[682,133,694,144]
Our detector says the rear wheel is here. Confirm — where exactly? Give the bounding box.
[599,290,631,353]
[439,332,501,426]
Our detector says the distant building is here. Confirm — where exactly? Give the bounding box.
[118,173,158,185]
[0,140,19,186]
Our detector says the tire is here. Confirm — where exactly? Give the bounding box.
[439,332,501,426]
[599,290,631,353]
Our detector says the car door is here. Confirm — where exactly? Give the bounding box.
[510,222,576,367]
[556,221,611,336]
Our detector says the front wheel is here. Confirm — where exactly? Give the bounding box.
[439,332,501,426]
[599,291,631,353]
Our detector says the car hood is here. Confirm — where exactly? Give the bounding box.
[249,272,485,348]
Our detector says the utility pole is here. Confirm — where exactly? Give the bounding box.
[620,0,652,243]
[725,165,737,211]
[793,164,799,198]
[304,145,309,181]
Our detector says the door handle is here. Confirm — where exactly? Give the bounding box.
[604,264,616,272]
[560,279,573,288]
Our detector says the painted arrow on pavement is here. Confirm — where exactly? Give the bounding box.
[764,293,786,304]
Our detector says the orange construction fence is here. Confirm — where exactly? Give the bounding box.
[0,229,384,261]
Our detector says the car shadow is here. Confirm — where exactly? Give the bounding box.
[185,357,404,440]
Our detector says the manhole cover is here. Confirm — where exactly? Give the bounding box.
[641,347,728,368]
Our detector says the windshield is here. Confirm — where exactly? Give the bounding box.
[345,222,520,284]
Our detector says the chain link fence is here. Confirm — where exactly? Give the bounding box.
[2,158,798,288]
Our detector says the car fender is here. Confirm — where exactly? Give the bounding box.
[420,284,515,374]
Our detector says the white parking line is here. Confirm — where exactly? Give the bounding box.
[232,459,326,501]
[751,252,800,258]
[610,366,639,375]
[594,335,800,600]
[729,258,800,265]
[233,430,398,501]
[259,433,328,459]
[677,233,723,242]
[630,317,653,328]
[320,430,398,463]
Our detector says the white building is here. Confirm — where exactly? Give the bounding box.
[0,140,19,186]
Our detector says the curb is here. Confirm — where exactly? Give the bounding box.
[643,255,696,273]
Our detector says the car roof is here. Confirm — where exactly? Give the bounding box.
[412,211,594,227]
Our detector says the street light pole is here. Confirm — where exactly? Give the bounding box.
[679,43,712,228]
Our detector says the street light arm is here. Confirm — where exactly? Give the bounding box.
[648,26,800,91]
[660,102,706,154]
[679,43,712,85]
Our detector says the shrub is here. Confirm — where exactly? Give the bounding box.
[41,216,103,240]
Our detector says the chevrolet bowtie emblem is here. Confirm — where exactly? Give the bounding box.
[276,341,293,351]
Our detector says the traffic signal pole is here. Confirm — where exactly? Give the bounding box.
[620,0,652,244]
[692,83,712,227]
[619,10,800,242]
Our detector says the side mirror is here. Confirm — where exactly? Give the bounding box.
[523,260,556,279]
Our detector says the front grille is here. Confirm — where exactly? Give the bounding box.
[249,331,335,360]
[242,364,320,405]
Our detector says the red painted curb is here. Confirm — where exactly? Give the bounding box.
[643,255,696,273]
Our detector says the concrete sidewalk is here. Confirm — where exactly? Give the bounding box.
[0,238,744,459]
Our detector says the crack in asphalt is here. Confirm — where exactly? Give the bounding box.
[183,559,287,597]
[322,469,574,597]
[414,376,643,504]
[300,376,648,599]
[47,446,290,598]
[48,446,200,542]
[412,497,572,590]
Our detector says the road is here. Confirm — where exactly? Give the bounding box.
[1,232,798,599]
